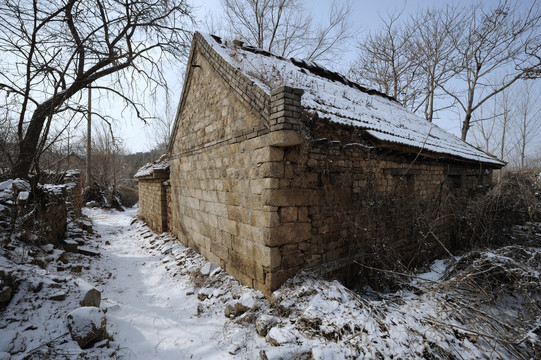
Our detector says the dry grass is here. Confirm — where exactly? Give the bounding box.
[453,170,541,249]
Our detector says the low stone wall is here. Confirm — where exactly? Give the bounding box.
[64,170,83,219]
[138,177,169,233]
[37,185,68,245]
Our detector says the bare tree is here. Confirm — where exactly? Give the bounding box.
[0,102,17,179]
[91,122,125,189]
[410,6,458,122]
[348,10,424,112]
[442,0,541,141]
[148,92,175,154]
[471,101,498,155]
[220,0,355,63]
[514,82,541,169]
[0,0,194,179]
[497,89,514,161]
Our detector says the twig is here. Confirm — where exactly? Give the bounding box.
[20,332,69,359]
[353,260,443,285]
[427,229,454,258]
[425,318,521,345]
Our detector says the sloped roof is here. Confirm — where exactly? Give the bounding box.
[201,33,504,167]
[134,154,169,179]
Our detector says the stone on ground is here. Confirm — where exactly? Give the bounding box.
[67,307,107,348]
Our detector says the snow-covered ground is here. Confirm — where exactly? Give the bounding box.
[1,207,540,359]
[83,207,240,359]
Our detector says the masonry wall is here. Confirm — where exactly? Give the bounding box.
[169,44,287,292]
[138,177,169,233]
[261,118,494,286]
[64,170,82,219]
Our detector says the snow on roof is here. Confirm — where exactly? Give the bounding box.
[134,154,169,179]
[201,33,504,166]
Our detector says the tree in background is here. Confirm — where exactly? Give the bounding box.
[0,96,18,178]
[348,10,423,113]
[513,82,541,169]
[410,6,459,122]
[468,81,541,169]
[0,0,194,179]
[220,0,355,64]
[443,1,541,141]
[350,1,541,141]
[91,122,126,189]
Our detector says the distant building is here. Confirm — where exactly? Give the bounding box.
[137,32,504,294]
[134,155,170,233]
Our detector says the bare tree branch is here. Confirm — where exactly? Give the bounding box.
[221,0,355,64]
[0,0,194,178]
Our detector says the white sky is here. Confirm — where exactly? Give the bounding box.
[118,0,540,158]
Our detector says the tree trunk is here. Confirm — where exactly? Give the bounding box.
[461,112,472,141]
[12,78,95,178]
[12,101,53,178]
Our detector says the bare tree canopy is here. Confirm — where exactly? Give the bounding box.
[220,0,355,63]
[350,0,541,142]
[0,0,194,178]
[348,9,423,113]
[445,0,541,141]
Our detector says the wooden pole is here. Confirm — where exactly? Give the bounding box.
[86,86,92,187]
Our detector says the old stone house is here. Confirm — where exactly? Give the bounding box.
[138,32,504,294]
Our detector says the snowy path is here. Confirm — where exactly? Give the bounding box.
[84,208,234,360]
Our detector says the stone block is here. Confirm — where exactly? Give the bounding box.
[281,244,298,255]
[253,147,284,164]
[254,244,281,268]
[298,207,309,222]
[200,247,221,265]
[216,230,233,248]
[210,241,229,261]
[267,130,303,147]
[265,269,298,291]
[251,210,280,228]
[279,207,298,222]
[262,189,318,207]
[227,266,254,289]
[258,162,284,178]
[283,253,304,268]
[238,223,259,240]
[218,216,238,236]
[284,164,294,178]
[232,236,253,257]
[229,250,256,279]
[265,223,312,247]
[228,206,250,224]
[250,178,279,194]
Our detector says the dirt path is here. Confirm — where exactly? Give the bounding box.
[83,208,234,360]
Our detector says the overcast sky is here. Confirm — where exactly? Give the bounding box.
[119,0,539,156]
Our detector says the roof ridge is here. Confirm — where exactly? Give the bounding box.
[206,33,397,103]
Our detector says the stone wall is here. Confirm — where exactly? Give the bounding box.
[261,118,494,286]
[138,177,169,233]
[64,170,83,219]
[169,44,288,292]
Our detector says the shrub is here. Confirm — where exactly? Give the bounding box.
[117,185,138,208]
[452,170,541,249]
